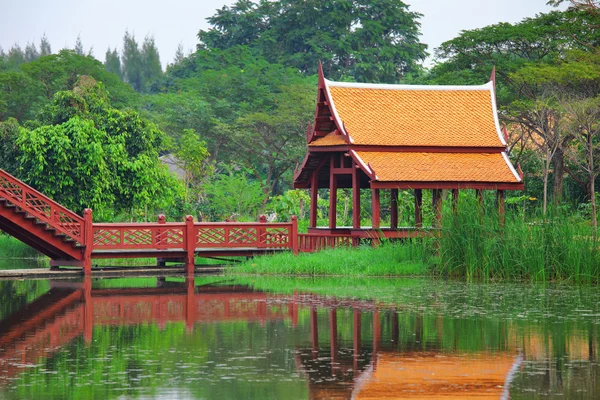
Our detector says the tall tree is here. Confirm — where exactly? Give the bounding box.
[122,31,143,91]
[6,45,25,70]
[104,47,122,79]
[141,35,162,91]
[74,35,85,55]
[198,0,427,83]
[24,42,39,62]
[39,34,51,56]
[172,43,185,66]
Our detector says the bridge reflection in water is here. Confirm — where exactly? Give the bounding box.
[0,279,596,399]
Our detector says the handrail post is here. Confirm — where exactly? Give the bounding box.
[258,215,267,248]
[291,216,299,255]
[185,216,195,275]
[156,214,166,267]
[83,209,93,275]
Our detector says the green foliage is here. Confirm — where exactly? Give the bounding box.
[0,118,22,174]
[16,77,183,218]
[202,172,265,220]
[198,0,427,83]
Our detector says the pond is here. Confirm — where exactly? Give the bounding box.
[0,274,597,399]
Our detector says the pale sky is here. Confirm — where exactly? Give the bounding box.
[0,0,565,69]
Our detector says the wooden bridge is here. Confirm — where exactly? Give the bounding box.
[0,169,350,274]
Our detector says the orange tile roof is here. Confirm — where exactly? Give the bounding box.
[355,151,520,183]
[328,82,504,147]
[354,352,518,399]
[309,132,348,147]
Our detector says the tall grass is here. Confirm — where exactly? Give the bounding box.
[233,242,430,276]
[436,196,600,282]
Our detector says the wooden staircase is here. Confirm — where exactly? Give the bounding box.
[0,169,85,264]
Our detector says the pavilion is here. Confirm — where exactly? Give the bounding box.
[293,64,524,240]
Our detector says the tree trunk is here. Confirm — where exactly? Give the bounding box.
[553,148,565,205]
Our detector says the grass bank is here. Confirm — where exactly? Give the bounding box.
[233,199,600,282]
[233,242,430,276]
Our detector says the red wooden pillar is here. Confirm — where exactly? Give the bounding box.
[185,215,195,275]
[329,308,338,372]
[371,188,380,229]
[310,307,319,359]
[414,189,423,228]
[329,156,337,230]
[185,276,195,332]
[452,189,459,215]
[83,208,93,275]
[83,276,93,344]
[157,214,166,267]
[352,161,361,229]
[373,311,380,371]
[432,189,443,228]
[497,190,505,227]
[476,189,484,209]
[390,189,399,230]
[310,171,318,228]
[353,309,361,373]
[392,312,399,344]
[291,216,299,255]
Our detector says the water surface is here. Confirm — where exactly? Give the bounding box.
[0,274,597,399]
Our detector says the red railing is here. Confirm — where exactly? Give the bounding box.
[0,169,84,243]
[92,220,298,252]
[298,233,353,253]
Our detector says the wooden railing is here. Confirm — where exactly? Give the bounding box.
[92,217,299,253]
[298,233,353,253]
[0,169,85,244]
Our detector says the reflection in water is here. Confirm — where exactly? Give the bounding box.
[0,277,596,399]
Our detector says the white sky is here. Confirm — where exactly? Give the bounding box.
[0,0,565,69]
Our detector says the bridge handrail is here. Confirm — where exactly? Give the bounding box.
[92,219,298,253]
[0,169,84,243]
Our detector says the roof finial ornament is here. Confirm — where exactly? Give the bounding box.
[318,60,325,88]
[490,65,496,89]
[502,123,509,144]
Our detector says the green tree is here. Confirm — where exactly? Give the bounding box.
[122,31,143,91]
[24,42,39,62]
[104,47,122,79]
[174,129,211,204]
[0,72,44,122]
[16,76,182,219]
[0,118,21,174]
[74,35,85,55]
[203,172,265,220]
[39,34,51,56]
[198,0,427,83]
[141,35,162,92]
[6,45,25,71]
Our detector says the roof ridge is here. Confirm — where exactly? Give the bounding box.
[325,79,494,92]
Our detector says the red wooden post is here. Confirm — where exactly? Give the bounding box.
[83,208,93,275]
[291,216,299,255]
[329,156,337,230]
[497,189,505,227]
[310,307,319,359]
[476,189,484,209]
[185,215,195,275]
[432,189,443,228]
[310,171,318,228]
[329,308,338,372]
[352,161,361,229]
[390,189,399,230]
[371,188,380,229]
[414,189,423,228]
[185,276,195,332]
[373,310,380,371]
[452,189,459,215]
[83,276,93,344]
[353,309,361,373]
[157,214,166,267]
